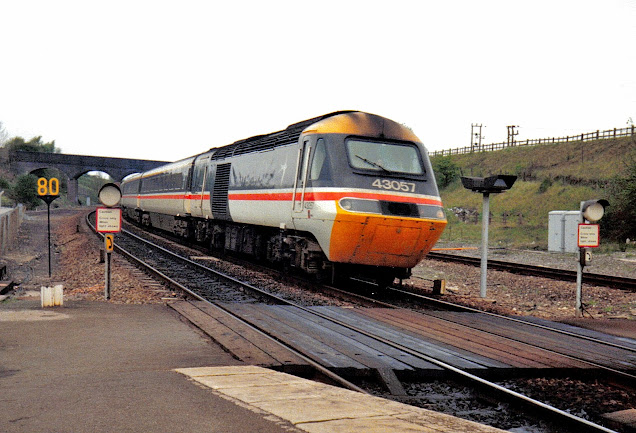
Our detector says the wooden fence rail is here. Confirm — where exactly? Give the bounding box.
[431,125,636,157]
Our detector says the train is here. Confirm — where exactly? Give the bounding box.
[120,111,447,286]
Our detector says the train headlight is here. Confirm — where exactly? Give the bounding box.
[418,205,446,220]
[340,199,353,211]
[338,198,382,214]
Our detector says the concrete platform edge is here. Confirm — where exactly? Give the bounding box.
[176,366,506,433]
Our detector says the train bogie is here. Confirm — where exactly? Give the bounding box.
[121,111,447,285]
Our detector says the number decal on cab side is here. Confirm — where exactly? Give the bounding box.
[372,179,415,192]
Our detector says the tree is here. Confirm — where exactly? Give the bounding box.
[3,136,60,153]
[431,156,460,189]
[601,164,636,247]
[9,174,40,209]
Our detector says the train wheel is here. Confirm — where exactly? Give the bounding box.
[375,274,396,290]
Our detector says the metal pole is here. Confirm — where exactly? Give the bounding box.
[576,252,583,317]
[47,201,52,278]
[105,251,111,300]
[480,193,490,298]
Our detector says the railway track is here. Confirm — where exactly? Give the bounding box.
[87,212,367,392]
[87,212,626,432]
[427,252,636,291]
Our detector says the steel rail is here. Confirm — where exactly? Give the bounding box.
[427,252,636,291]
[85,212,368,394]
[389,286,636,354]
[385,289,636,392]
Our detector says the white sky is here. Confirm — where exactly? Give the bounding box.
[1,0,634,162]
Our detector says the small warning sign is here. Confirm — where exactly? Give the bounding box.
[104,234,114,252]
[96,207,122,233]
[578,223,599,248]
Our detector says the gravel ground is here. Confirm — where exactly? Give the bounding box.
[410,241,636,328]
[2,209,635,335]
[1,209,167,303]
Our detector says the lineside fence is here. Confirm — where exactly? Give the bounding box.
[0,205,25,256]
[431,125,636,157]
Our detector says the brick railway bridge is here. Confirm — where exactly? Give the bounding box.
[1,149,167,204]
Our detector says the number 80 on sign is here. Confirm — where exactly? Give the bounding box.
[37,177,60,196]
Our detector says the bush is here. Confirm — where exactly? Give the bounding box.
[601,157,636,244]
[432,156,460,189]
[9,174,40,209]
[538,178,552,193]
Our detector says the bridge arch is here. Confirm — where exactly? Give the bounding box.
[4,150,167,204]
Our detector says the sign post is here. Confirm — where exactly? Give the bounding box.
[37,177,60,278]
[96,183,122,300]
[575,200,608,317]
[461,175,517,298]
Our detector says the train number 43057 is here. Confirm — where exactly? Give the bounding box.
[372,179,416,192]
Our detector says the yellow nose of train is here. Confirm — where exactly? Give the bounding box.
[330,201,447,268]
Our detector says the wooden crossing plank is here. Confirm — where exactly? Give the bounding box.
[311,306,502,370]
[369,309,576,369]
[525,317,636,349]
[354,308,593,370]
[430,312,608,362]
[191,301,307,367]
[262,305,436,371]
[523,317,636,349]
[175,299,624,380]
[376,308,596,369]
[223,304,416,393]
[221,303,368,369]
[357,308,542,369]
[429,312,636,371]
[169,301,305,367]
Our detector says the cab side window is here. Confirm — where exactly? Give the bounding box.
[309,138,330,181]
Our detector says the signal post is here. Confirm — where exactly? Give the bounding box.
[575,200,609,317]
[96,183,122,300]
[460,175,517,298]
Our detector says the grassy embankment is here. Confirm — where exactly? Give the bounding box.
[432,135,634,250]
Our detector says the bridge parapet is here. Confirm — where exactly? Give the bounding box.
[7,150,167,203]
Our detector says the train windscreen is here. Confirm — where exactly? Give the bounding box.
[345,139,424,175]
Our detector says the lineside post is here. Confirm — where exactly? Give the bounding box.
[461,175,517,299]
[480,193,490,298]
[37,177,60,278]
[104,234,114,299]
[575,199,609,317]
[96,183,122,301]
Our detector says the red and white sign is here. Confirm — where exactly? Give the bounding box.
[96,207,122,233]
[578,223,600,248]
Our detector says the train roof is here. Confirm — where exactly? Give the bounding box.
[209,111,356,160]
